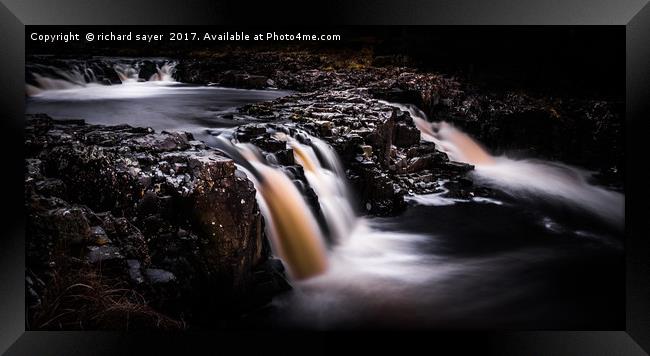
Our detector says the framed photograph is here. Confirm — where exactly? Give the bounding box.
[1,0,649,354]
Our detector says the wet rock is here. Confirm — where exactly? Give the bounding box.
[393,121,421,147]
[220,70,270,89]
[34,178,67,198]
[90,226,111,245]
[85,245,124,265]
[144,268,176,284]
[127,259,145,284]
[137,60,158,81]
[235,124,268,141]
[252,258,292,298]
[103,216,150,264]
[127,132,191,152]
[25,115,276,326]
[49,207,92,245]
[273,149,295,166]
[251,136,286,152]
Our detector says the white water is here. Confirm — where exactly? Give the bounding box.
[149,62,177,82]
[276,132,357,243]
[27,60,178,97]
[404,179,505,207]
[273,218,565,329]
[213,128,361,278]
[385,101,624,228]
[215,138,329,280]
[28,81,187,100]
[473,157,624,226]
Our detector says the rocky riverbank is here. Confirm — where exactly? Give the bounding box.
[25,116,290,329]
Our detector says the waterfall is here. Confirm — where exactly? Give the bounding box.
[212,127,359,279]
[113,63,140,83]
[381,101,494,165]
[385,101,624,228]
[214,137,330,280]
[30,73,82,92]
[114,61,177,83]
[275,132,357,243]
[149,62,177,82]
[26,58,178,96]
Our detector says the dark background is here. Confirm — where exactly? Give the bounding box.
[26,26,624,100]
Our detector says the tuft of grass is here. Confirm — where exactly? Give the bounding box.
[320,47,375,70]
[28,266,186,331]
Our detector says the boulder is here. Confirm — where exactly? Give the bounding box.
[25,115,277,327]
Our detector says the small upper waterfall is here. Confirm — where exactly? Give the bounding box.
[386,101,624,228]
[149,62,177,82]
[382,101,494,165]
[26,58,178,96]
[113,63,141,83]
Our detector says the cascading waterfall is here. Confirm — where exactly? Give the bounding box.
[275,132,357,243]
[26,66,92,95]
[149,62,177,82]
[212,128,359,279]
[27,74,80,95]
[381,101,494,165]
[386,101,625,227]
[113,63,140,83]
[213,136,330,280]
[26,59,178,96]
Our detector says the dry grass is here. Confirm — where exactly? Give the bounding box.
[320,47,375,71]
[28,266,186,331]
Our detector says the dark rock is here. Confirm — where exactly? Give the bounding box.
[220,70,270,89]
[85,245,124,265]
[252,258,292,298]
[393,121,421,147]
[127,259,145,284]
[251,136,286,152]
[144,268,176,284]
[89,225,111,245]
[25,115,275,327]
[34,178,67,198]
[49,207,92,245]
[137,60,158,81]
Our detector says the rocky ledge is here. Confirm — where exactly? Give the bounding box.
[25,115,290,330]
[232,88,488,216]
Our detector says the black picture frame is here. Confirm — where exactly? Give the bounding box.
[1,0,649,354]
